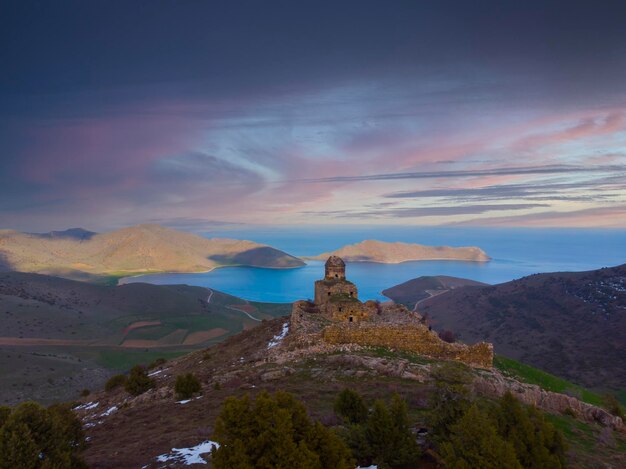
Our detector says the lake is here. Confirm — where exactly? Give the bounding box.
[120,226,626,303]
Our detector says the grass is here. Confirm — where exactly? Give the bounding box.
[494,355,604,407]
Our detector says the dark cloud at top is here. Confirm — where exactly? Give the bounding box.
[2,0,626,108]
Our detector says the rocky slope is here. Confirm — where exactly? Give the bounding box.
[0,224,304,279]
[74,317,624,468]
[309,240,490,263]
[396,264,626,390]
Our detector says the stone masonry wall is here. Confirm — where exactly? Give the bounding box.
[322,323,493,368]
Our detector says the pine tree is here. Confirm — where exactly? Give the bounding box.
[440,404,522,469]
[0,422,40,469]
[212,391,354,469]
[334,388,368,424]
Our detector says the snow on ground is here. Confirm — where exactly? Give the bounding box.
[156,440,220,465]
[74,401,99,411]
[356,466,378,469]
[267,322,289,349]
[100,406,117,417]
[176,396,202,405]
[148,368,168,377]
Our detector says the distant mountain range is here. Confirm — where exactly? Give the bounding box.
[0,224,304,280]
[308,239,490,263]
[384,264,626,390]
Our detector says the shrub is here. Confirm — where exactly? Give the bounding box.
[212,391,354,469]
[174,373,201,400]
[334,388,368,424]
[213,381,221,391]
[79,389,90,397]
[104,374,127,392]
[0,401,87,468]
[124,365,155,396]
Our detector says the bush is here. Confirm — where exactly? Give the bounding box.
[175,373,202,400]
[124,365,155,396]
[79,389,90,397]
[0,401,87,468]
[334,388,368,424]
[212,391,354,469]
[104,374,127,392]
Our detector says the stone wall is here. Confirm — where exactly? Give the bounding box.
[322,323,493,368]
[314,279,358,306]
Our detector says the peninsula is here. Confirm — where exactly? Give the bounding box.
[0,224,304,280]
[308,239,490,264]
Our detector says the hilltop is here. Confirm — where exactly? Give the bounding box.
[0,271,290,405]
[388,264,626,391]
[0,224,304,280]
[382,275,487,308]
[308,240,490,263]
[74,317,624,468]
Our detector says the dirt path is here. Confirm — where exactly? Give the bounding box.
[226,305,261,322]
[207,288,214,303]
[413,289,449,311]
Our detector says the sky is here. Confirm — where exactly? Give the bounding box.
[1,0,626,232]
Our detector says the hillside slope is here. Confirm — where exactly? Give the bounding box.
[309,239,490,263]
[382,275,487,307]
[0,224,304,279]
[74,318,624,468]
[0,272,290,405]
[406,264,626,390]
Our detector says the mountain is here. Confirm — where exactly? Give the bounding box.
[382,275,487,308]
[75,317,624,468]
[0,224,304,280]
[308,240,490,263]
[392,264,626,390]
[0,271,290,405]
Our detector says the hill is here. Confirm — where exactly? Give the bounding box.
[0,224,304,280]
[308,239,490,263]
[382,275,487,308]
[73,317,624,468]
[0,272,290,405]
[392,264,626,391]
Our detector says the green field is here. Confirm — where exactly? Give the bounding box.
[494,355,605,407]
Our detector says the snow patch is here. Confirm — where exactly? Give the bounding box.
[100,406,117,417]
[267,322,289,349]
[75,401,99,411]
[156,440,220,465]
[176,396,202,405]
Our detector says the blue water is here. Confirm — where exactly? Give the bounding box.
[120,226,626,303]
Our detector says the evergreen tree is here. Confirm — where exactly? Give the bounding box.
[174,373,202,399]
[440,404,522,469]
[493,392,566,469]
[343,394,420,469]
[212,391,354,469]
[0,401,86,468]
[124,365,155,396]
[428,363,472,443]
[334,388,368,424]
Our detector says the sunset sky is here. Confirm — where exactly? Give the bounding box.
[2,0,626,231]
